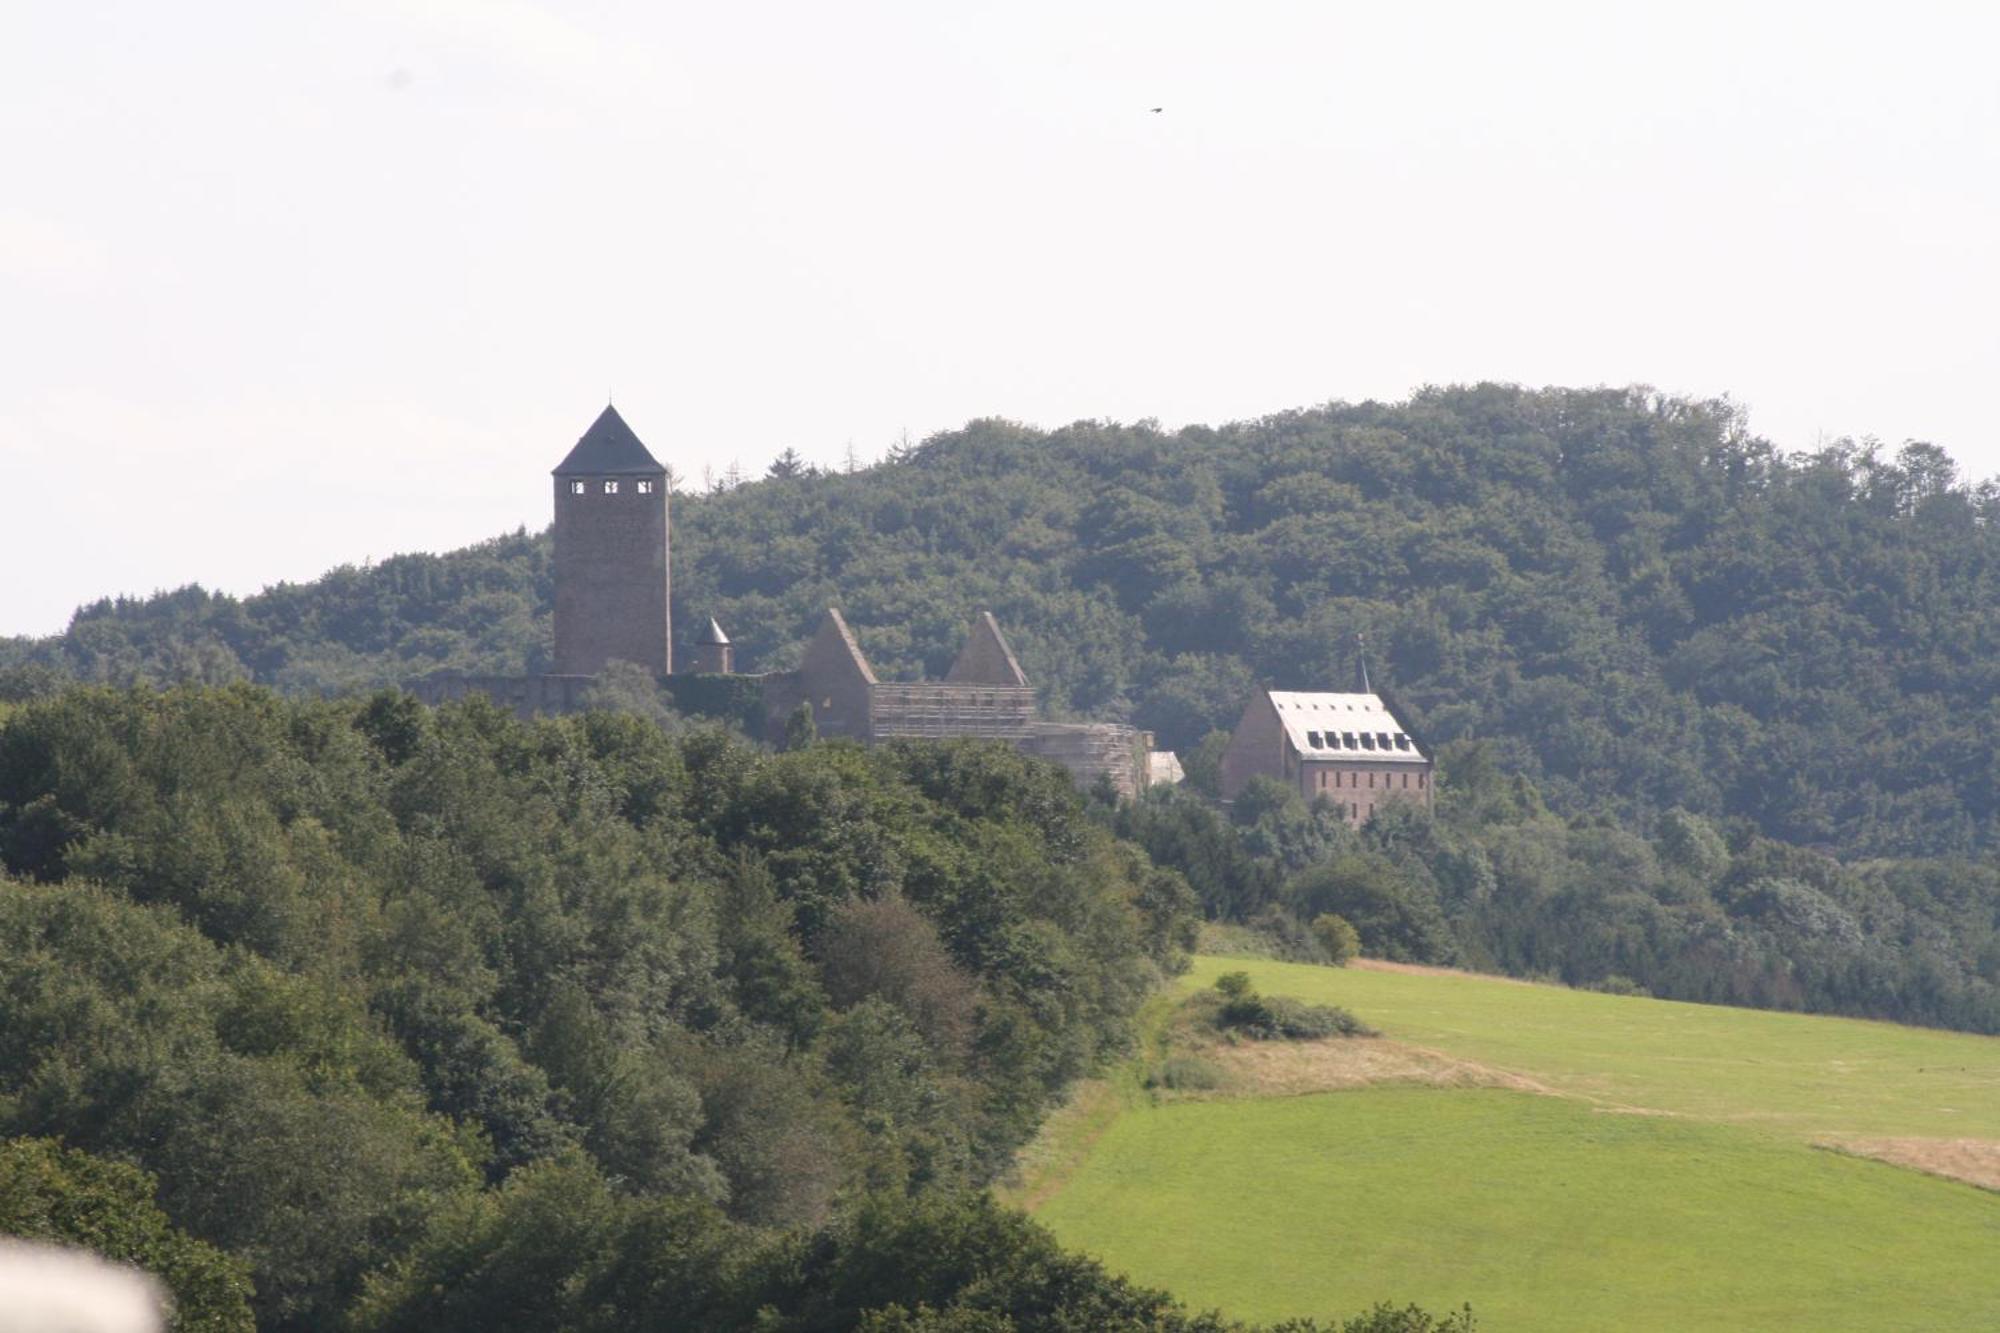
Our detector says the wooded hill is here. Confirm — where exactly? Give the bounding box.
[0,687,1223,1329]
[10,384,1997,862]
[5,386,1998,1035]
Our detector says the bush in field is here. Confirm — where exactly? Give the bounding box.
[1211,975,1373,1041]
[1264,996,1373,1039]
[1311,913,1361,965]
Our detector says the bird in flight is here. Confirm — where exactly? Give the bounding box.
[1149,106,1163,113]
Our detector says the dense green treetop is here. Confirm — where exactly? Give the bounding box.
[0,686,1199,1328]
[0,1137,255,1332]
[0,685,1478,1330]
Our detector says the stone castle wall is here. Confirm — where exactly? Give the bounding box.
[407,672,596,719]
[1220,692,1286,801]
[1019,722,1151,801]
[869,684,1038,741]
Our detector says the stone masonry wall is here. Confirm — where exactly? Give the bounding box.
[552,477,671,676]
[1019,722,1150,800]
[1299,761,1432,825]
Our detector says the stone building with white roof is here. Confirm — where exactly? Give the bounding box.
[1220,688,1432,823]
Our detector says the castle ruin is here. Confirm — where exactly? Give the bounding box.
[412,407,1153,797]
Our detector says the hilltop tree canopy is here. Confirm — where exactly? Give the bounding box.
[9,384,1997,861]
[0,686,1205,1328]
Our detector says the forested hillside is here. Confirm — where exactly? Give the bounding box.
[0,685,1292,1329]
[5,386,1998,1035]
[10,384,1998,862]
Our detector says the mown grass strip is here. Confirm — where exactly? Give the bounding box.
[1035,1085,2000,1331]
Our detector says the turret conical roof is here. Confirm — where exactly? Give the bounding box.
[697,617,731,645]
[552,405,666,476]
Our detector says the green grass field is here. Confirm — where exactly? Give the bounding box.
[1180,957,2000,1142]
[1022,958,2000,1331]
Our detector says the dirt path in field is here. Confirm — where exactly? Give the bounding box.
[1819,1137,2000,1193]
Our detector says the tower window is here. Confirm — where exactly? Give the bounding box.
[603,480,619,494]
[636,480,654,494]
[569,481,586,494]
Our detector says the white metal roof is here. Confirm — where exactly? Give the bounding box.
[1268,691,1426,763]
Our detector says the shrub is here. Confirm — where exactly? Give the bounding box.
[1263,997,1374,1039]
[1218,991,1276,1032]
[1209,976,1375,1041]
[1311,913,1361,965]
[1248,905,1335,963]
[1214,971,1254,999]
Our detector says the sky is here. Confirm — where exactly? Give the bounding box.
[2,1,1996,637]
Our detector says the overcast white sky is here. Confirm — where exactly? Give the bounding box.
[2,1,1996,636]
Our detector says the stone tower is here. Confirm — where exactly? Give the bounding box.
[552,405,670,676]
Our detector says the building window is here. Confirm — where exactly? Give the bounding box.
[1367,773,1375,789]
[1419,772,1428,789]
[569,480,586,494]
[1402,773,1409,789]
[636,479,654,494]
[603,480,619,494]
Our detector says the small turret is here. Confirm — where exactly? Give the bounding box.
[690,617,734,675]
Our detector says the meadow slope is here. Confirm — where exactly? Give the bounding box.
[1179,957,2000,1143]
[1020,958,2000,1331]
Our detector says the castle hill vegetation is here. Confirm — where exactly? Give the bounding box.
[0,684,1486,1329]
[7,385,1998,1035]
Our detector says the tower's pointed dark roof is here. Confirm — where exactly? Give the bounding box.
[552,405,666,476]
[697,617,731,646]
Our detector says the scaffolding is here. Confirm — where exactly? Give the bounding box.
[869,684,1038,740]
